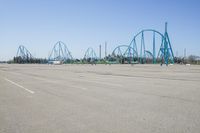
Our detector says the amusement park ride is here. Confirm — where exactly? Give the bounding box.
[48,41,73,64]
[83,47,98,62]
[16,45,34,60]
[15,23,174,65]
[111,22,174,65]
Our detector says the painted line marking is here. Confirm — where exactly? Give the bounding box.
[4,78,35,94]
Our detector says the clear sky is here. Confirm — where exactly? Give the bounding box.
[0,0,200,60]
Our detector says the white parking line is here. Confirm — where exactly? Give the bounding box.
[4,78,35,94]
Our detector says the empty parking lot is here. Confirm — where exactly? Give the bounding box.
[0,64,200,133]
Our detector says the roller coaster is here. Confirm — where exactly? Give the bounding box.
[111,45,138,64]
[83,47,98,63]
[48,41,73,63]
[112,22,174,65]
[16,45,34,60]
[14,23,174,65]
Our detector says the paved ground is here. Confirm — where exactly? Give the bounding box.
[0,64,200,133]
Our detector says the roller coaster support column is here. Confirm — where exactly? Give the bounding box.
[164,22,175,65]
[140,32,146,64]
[153,32,156,64]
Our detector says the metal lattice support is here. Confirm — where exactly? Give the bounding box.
[16,45,34,60]
[48,41,73,62]
[84,47,98,61]
[163,22,175,64]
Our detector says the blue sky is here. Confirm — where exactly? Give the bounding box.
[0,0,200,60]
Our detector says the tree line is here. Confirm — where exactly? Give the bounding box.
[3,55,200,65]
[7,56,48,64]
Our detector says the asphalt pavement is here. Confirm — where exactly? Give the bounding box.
[0,64,200,133]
